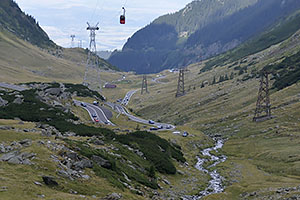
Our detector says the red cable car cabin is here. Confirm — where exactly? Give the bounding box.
[120,7,125,24]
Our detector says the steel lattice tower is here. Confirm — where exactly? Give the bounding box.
[176,69,185,97]
[141,75,149,94]
[70,35,75,48]
[83,22,101,91]
[253,71,272,122]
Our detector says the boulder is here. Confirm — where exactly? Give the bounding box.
[92,155,112,169]
[0,151,18,161]
[45,88,62,96]
[13,97,23,104]
[101,193,122,200]
[19,139,32,147]
[0,144,6,153]
[7,156,22,164]
[66,152,78,160]
[93,139,104,145]
[42,176,58,186]
[0,97,8,107]
[73,159,93,170]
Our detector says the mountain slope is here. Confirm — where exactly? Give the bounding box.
[0,0,55,48]
[116,23,300,199]
[109,0,300,74]
[0,0,119,84]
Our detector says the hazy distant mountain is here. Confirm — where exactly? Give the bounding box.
[109,0,300,74]
[97,51,112,60]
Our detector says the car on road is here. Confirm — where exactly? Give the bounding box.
[148,120,155,124]
[94,118,99,122]
[92,114,97,118]
[166,125,172,129]
[158,125,163,129]
[150,127,158,131]
[93,101,99,105]
[80,102,87,107]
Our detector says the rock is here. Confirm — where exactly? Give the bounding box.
[0,97,8,107]
[13,97,23,104]
[92,155,112,169]
[162,179,170,185]
[42,176,58,186]
[73,159,93,170]
[0,151,18,161]
[0,126,12,130]
[7,156,22,164]
[22,159,33,165]
[37,194,45,198]
[66,152,78,160]
[19,139,32,147]
[41,129,52,137]
[34,181,43,186]
[45,88,62,96]
[64,132,76,137]
[177,170,185,175]
[0,186,8,192]
[0,144,6,153]
[57,170,71,179]
[101,193,122,200]
[93,139,104,145]
[81,175,90,180]
[69,189,78,194]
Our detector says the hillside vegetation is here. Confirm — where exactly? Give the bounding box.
[119,24,300,199]
[0,0,55,48]
[109,0,300,74]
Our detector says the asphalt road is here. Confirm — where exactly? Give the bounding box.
[0,83,27,91]
[74,100,115,126]
[109,90,175,130]
[121,90,138,106]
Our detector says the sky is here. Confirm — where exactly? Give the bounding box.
[15,0,192,51]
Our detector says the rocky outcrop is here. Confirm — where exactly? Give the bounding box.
[92,155,112,169]
[101,193,122,200]
[0,151,36,165]
[42,176,58,186]
[0,97,8,107]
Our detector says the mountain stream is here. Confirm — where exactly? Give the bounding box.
[182,138,227,199]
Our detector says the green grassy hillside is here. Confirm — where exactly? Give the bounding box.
[115,27,300,199]
[0,28,119,85]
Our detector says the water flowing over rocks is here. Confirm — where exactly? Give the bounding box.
[182,138,227,200]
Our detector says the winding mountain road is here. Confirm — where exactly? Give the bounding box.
[74,100,114,126]
[108,90,175,130]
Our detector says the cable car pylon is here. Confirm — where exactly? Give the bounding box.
[83,22,101,92]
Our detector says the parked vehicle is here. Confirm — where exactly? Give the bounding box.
[93,101,99,105]
[80,102,87,107]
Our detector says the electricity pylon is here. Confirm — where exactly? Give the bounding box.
[176,69,186,97]
[83,22,101,92]
[70,35,75,48]
[253,70,272,122]
[141,75,149,94]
